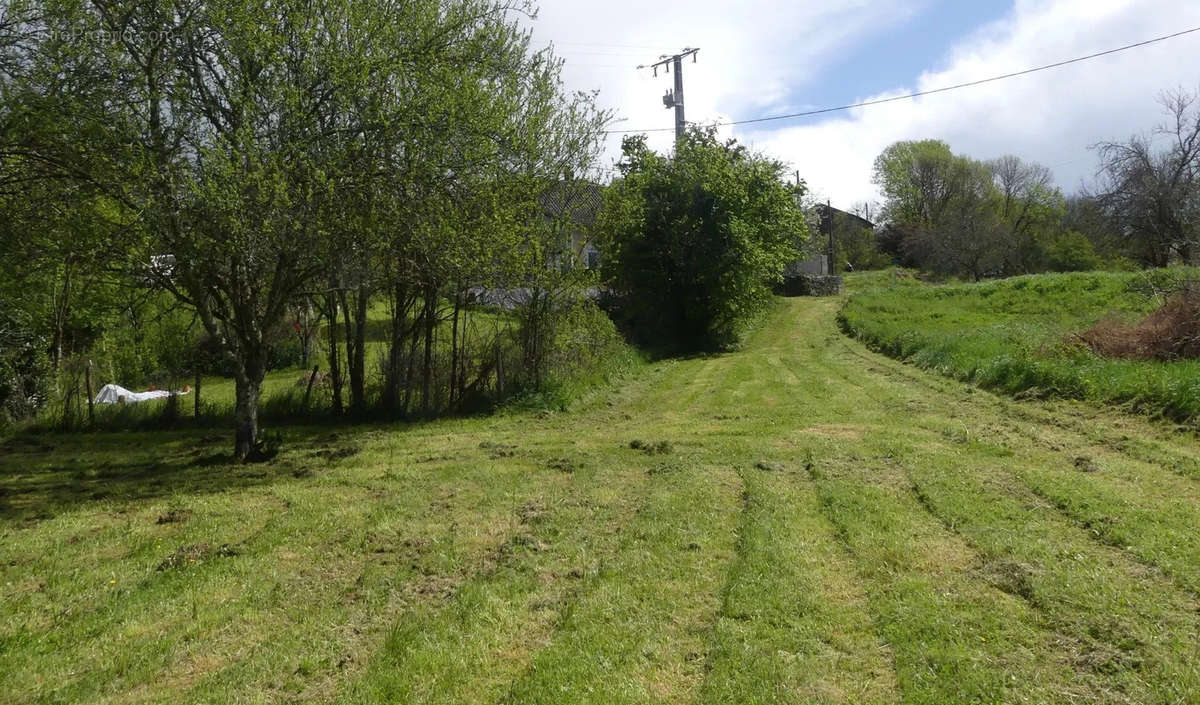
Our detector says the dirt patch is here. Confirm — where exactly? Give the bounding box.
[1073,618,1148,676]
[155,509,192,525]
[157,542,239,571]
[318,446,360,462]
[416,454,455,463]
[400,574,460,603]
[480,441,519,458]
[547,457,578,473]
[979,559,1040,603]
[517,501,548,525]
[629,439,673,455]
[799,424,867,441]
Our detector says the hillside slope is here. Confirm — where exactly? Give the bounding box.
[840,269,1200,424]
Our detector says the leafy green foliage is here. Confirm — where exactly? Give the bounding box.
[598,129,807,351]
[872,141,1097,279]
[1041,230,1102,272]
[834,215,892,271]
[0,0,612,445]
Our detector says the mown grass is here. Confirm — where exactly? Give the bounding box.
[5,297,1200,703]
[839,268,1200,424]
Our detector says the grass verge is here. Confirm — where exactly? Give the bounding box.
[838,268,1200,425]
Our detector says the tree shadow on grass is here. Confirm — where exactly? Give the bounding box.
[0,427,368,524]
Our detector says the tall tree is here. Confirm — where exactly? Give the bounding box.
[1093,88,1200,267]
[989,155,1065,273]
[24,0,392,457]
[873,140,964,231]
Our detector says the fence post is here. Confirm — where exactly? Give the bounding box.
[194,367,202,419]
[85,360,95,427]
[303,364,320,411]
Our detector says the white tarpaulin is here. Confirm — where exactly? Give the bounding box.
[93,384,189,405]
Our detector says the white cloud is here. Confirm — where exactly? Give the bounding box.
[528,0,928,169]
[749,0,1200,208]
[531,0,1200,211]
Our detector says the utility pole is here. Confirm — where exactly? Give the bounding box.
[826,199,837,276]
[639,47,699,142]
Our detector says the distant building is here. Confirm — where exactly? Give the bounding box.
[540,180,603,270]
[787,203,875,275]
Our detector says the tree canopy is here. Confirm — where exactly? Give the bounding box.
[0,0,611,456]
[598,129,807,351]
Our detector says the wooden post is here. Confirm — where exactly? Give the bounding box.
[302,364,320,411]
[194,367,202,419]
[85,361,95,427]
[495,345,505,397]
[826,198,836,275]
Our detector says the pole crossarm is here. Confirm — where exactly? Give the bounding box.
[638,47,700,142]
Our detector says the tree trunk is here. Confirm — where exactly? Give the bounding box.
[337,287,369,413]
[298,306,311,368]
[421,283,438,415]
[402,314,420,415]
[85,361,94,427]
[325,293,343,414]
[338,290,355,409]
[233,367,263,462]
[302,364,320,411]
[449,286,462,405]
[352,286,368,411]
[384,282,412,412]
[51,259,73,373]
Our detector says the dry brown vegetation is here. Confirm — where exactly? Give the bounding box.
[1077,284,1200,360]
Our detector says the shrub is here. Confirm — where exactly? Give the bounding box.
[1077,285,1200,360]
[598,128,808,352]
[1042,230,1101,272]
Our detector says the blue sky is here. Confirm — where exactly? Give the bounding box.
[793,1,1013,113]
[532,0,1200,206]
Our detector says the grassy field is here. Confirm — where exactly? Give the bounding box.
[839,268,1200,425]
[5,296,1200,703]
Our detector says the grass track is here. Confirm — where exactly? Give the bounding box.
[4,297,1200,703]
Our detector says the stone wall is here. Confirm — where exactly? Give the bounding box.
[785,255,828,277]
[778,273,843,297]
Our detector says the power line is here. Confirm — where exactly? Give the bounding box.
[545,40,678,51]
[552,49,660,57]
[605,25,1200,135]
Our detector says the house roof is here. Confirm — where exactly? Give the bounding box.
[540,181,604,228]
[814,203,874,230]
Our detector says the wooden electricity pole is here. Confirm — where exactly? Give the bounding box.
[826,199,837,275]
[640,48,700,142]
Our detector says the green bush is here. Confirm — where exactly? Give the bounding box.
[598,128,808,352]
[509,296,640,411]
[1042,230,1101,272]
